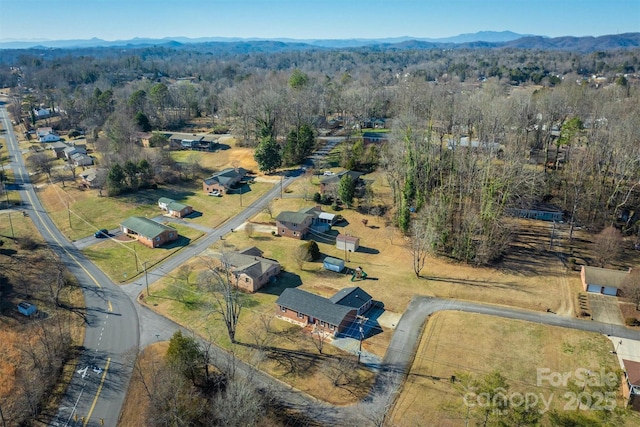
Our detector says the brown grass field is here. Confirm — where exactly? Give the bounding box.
[388,311,640,427]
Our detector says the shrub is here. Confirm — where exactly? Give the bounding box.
[18,237,38,250]
[313,192,321,203]
[625,317,640,327]
[304,240,321,261]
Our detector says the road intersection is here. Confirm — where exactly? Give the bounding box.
[2,103,639,426]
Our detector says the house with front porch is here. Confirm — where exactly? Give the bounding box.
[158,197,193,218]
[203,167,247,194]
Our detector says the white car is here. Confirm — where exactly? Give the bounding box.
[323,171,334,176]
[208,191,222,197]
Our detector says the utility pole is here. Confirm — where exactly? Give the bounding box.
[7,212,13,239]
[357,316,365,364]
[67,199,72,229]
[144,261,149,296]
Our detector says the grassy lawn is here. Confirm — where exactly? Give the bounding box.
[0,137,21,207]
[389,312,639,427]
[142,252,376,404]
[82,223,204,283]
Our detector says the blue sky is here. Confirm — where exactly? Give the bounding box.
[0,0,638,41]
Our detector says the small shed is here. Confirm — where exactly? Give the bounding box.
[336,234,359,252]
[17,301,37,316]
[323,256,345,273]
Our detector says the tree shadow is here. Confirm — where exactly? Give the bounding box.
[258,271,303,296]
[160,236,192,250]
[356,246,379,255]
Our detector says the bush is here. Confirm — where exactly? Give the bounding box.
[313,192,321,203]
[18,237,38,250]
[320,194,331,205]
[304,240,321,261]
[625,317,640,327]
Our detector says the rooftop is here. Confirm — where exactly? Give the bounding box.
[121,216,176,239]
[583,266,630,288]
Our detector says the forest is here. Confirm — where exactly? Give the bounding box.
[1,42,639,265]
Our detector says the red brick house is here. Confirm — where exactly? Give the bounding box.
[203,167,247,194]
[623,359,640,411]
[218,247,281,292]
[158,197,193,218]
[275,286,373,336]
[120,216,179,248]
[580,266,630,296]
[275,211,314,239]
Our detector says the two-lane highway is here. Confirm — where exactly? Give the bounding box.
[0,104,139,427]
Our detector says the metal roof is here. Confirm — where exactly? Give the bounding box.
[121,216,176,239]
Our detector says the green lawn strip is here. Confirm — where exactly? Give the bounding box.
[82,223,204,282]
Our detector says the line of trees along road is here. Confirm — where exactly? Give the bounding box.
[2,45,640,265]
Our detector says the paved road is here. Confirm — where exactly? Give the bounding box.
[5,104,638,426]
[0,104,140,427]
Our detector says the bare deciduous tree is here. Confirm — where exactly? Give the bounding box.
[198,257,243,343]
[593,226,622,268]
[621,268,640,310]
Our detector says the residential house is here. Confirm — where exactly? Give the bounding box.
[580,266,630,296]
[158,197,193,218]
[275,210,314,239]
[362,132,389,144]
[36,127,60,142]
[508,204,564,222]
[447,137,504,155]
[50,141,70,159]
[71,153,93,167]
[319,170,365,195]
[165,132,219,151]
[623,359,640,410]
[203,167,247,194]
[120,216,179,248]
[298,205,337,232]
[336,234,359,252]
[33,108,51,119]
[217,247,281,292]
[275,286,373,336]
[79,168,102,188]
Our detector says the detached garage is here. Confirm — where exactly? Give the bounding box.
[323,256,345,273]
[581,265,630,296]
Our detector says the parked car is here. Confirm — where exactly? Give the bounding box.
[94,229,109,238]
[208,191,222,197]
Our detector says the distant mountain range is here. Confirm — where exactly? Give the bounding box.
[1,31,638,52]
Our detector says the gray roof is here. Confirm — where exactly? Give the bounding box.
[276,288,354,326]
[276,211,312,224]
[218,250,279,278]
[121,216,176,239]
[203,167,247,187]
[159,197,190,212]
[320,170,364,185]
[583,266,629,288]
[329,286,372,310]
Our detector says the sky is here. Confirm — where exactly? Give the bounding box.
[0,0,638,42]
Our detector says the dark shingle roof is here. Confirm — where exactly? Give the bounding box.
[203,167,247,187]
[623,359,640,386]
[320,170,364,185]
[329,286,372,310]
[275,211,312,224]
[276,288,354,326]
[121,216,176,239]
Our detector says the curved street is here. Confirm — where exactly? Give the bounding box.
[2,103,639,426]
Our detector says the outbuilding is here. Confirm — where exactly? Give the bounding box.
[323,256,345,273]
[336,234,359,252]
[17,301,37,317]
